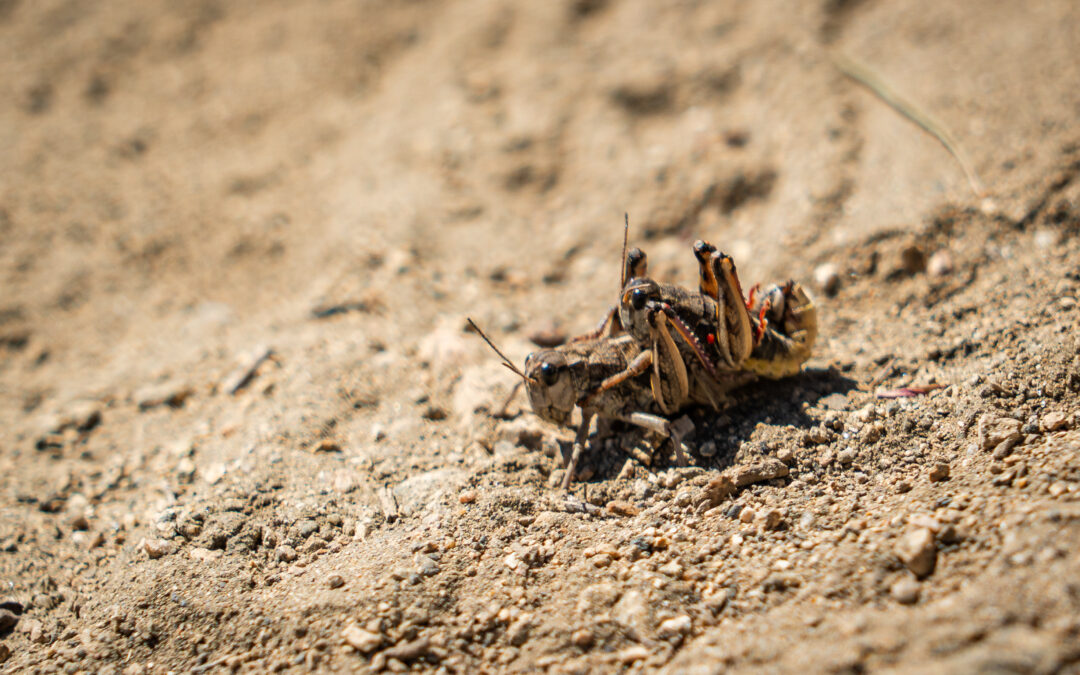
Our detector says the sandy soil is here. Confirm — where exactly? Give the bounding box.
[2,0,1080,672]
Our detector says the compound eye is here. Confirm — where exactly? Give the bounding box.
[540,362,560,386]
[630,288,648,311]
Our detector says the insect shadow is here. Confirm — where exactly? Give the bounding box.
[574,366,859,482]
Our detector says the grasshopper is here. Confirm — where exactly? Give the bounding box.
[617,242,757,415]
[467,319,694,488]
[615,239,817,429]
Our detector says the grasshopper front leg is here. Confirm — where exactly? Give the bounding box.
[562,409,596,489]
[564,349,655,489]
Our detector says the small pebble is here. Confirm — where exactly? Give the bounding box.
[143,538,172,560]
[606,500,639,517]
[459,490,477,504]
[1040,411,1070,432]
[927,250,954,278]
[890,576,921,604]
[758,509,783,531]
[657,615,692,640]
[739,507,756,524]
[342,624,382,653]
[0,609,19,633]
[326,574,345,589]
[814,263,840,296]
[928,463,950,482]
[895,528,937,578]
[276,545,298,563]
[571,628,593,648]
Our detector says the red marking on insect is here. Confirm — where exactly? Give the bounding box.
[706,334,715,344]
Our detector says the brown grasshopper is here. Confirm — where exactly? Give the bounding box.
[616,239,817,417]
[617,242,757,414]
[467,320,694,489]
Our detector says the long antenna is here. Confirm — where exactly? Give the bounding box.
[466,318,531,382]
[620,213,630,290]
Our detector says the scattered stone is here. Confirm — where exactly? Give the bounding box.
[327,574,345,589]
[383,636,430,662]
[0,608,19,633]
[571,628,593,648]
[416,555,440,577]
[814,263,840,296]
[739,507,756,524]
[837,448,856,466]
[0,642,9,663]
[927,250,954,278]
[699,440,718,458]
[862,422,885,444]
[896,528,937,578]
[978,416,1022,451]
[506,615,532,647]
[729,458,789,487]
[758,509,783,531]
[992,435,1023,460]
[806,426,833,445]
[700,475,736,507]
[276,545,298,563]
[606,500,639,517]
[900,245,927,274]
[895,480,913,494]
[776,447,795,465]
[142,538,172,559]
[928,463,950,482]
[657,615,692,640]
[1040,411,1070,432]
[342,624,382,654]
[891,576,921,605]
[459,490,477,504]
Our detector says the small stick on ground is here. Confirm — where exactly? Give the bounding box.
[862,356,897,392]
[831,52,987,200]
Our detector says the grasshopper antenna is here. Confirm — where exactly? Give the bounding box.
[466,318,531,382]
[620,212,630,290]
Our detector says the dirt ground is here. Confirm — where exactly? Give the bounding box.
[2,0,1080,672]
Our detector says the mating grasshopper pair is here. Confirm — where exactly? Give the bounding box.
[471,220,817,489]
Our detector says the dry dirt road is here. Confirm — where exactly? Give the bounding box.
[2,1,1080,673]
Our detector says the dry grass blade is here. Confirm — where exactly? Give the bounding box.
[831,52,987,200]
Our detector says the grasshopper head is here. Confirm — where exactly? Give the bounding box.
[523,349,576,426]
[618,277,664,344]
